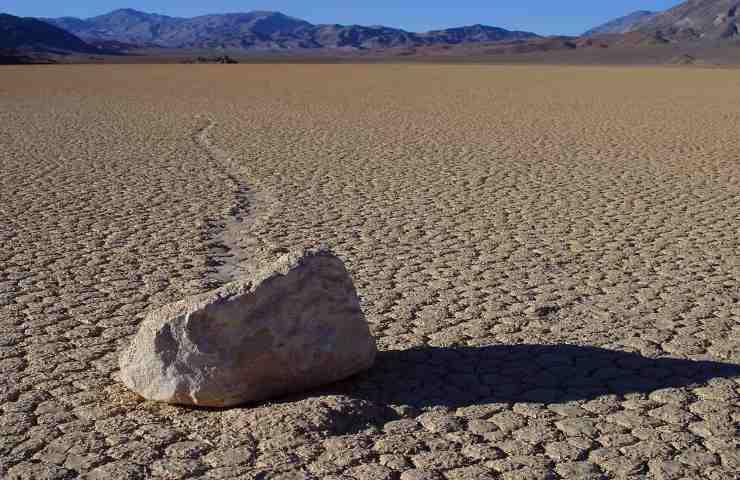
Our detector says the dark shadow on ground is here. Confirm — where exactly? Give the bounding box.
[328,344,740,408]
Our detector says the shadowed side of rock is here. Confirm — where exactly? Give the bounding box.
[119,247,377,407]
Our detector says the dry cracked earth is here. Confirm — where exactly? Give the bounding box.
[1,65,739,480]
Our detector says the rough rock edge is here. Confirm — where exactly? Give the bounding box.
[118,245,376,407]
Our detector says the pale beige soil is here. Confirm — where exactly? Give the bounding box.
[1,65,739,479]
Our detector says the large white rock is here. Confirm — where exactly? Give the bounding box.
[119,247,376,407]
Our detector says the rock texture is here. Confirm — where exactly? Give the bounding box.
[119,247,376,407]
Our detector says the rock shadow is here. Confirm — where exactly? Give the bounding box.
[331,344,740,408]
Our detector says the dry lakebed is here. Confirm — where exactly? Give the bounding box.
[1,64,739,479]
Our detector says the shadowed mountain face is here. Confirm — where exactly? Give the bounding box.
[327,345,740,408]
[0,13,93,52]
[42,9,539,50]
[589,0,740,41]
[584,10,657,36]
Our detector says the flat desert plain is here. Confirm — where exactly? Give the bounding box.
[1,65,739,479]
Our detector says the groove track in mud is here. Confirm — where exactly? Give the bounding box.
[193,117,278,283]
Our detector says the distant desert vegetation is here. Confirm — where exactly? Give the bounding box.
[1,65,739,479]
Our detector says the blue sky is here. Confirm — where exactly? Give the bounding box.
[5,1,682,36]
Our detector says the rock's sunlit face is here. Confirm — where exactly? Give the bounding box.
[120,248,376,408]
[1,64,738,480]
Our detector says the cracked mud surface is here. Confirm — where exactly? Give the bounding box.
[1,65,739,479]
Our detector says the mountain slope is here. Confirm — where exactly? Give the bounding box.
[43,9,540,50]
[587,1,740,41]
[635,0,739,40]
[584,11,657,36]
[1,13,93,52]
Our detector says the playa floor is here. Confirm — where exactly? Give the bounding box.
[1,65,739,479]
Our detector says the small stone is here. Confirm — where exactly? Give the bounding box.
[119,248,377,407]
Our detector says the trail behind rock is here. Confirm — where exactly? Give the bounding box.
[193,117,280,284]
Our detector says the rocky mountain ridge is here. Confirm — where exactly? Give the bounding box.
[635,0,739,40]
[42,9,539,50]
[587,0,739,41]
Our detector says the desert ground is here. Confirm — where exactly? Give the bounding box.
[1,65,739,479]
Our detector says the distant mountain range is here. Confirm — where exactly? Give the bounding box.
[40,9,539,50]
[587,0,739,41]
